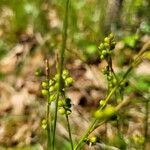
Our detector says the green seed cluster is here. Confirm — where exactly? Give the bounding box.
[132,134,145,145]
[119,80,129,91]
[58,98,71,115]
[94,105,116,120]
[41,119,47,129]
[84,136,99,146]
[102,66,117,89]
[41,69,74,103]
[98,33,116,60]
[35,68,44,76]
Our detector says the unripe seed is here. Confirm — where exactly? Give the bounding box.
[66,109,71,115]
[110,42,116,49]
[63,70,69,79]
[109,33,114,39]
[113,79,117,84]
[104,37,109,43]
[108,83,113,88]
[65,77,73,87]
[49,94,55,102]
[49,86,55,92]
[102,66,109,74]
[107,75,113,81]
[103,105,116,118]
[102,50,107,55]
[90,136,97,144]
[35,68,43,76]
[41,119,47,129]
[99,100,105,106]
[100,55,104,60]
[94,110,104,119]
[99,43,104,49]
[58,107,66,115]
[41,89,49,96]
[54,74,59,81]
[54,82,59,90]
[58,99,66,107]
[104,43,109,48]
[42,81,48,89]
[49,79,54,86]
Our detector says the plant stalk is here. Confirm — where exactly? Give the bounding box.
[66,114,74,150]
[52,0,70,149]
[143,98,149,150]
[74,42,150,150]
[45,59,52,150]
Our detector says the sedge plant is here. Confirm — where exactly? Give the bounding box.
[74,36,150,150]
[41,0,74,150]
[40,0,150,149]
[41,35,150,150]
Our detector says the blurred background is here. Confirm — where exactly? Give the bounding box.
[0,0,150,149]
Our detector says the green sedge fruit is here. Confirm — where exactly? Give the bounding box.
[54,74,59,81]
[109,33,114,39]
[103,105,116,118]
[41,119,47,129]
[94,110,104,119]
[132,135,145,144]
[58,99,66,107]
[41,89,49,96]
[90,136,97,144]
[104,37,109,43]
[62,69,69,79]
[104,43,109,48]
[99,43,104,49]
[35,68,43,76]
[58,107,66,115]
[108,83,113,88]
[54,82,59,90]
[42,81,48,89]
[66,109,71,115]
[99,100,105,106]
[113,79,117,84]
[49,79,54,86]
[100,55,104,60]
[102,50,107,55]
[49,86,55,92]
[107,75,113,81]
[49,94,55,102]
[65,77,73,87]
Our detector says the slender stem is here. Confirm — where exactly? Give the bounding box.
[74,43,149,149]
[143,99,149,150]
[45,59,51,150]
[66,114,74,150]
[74,119,97,150]
[52,0,70,149]
[47,102,51,150]
[74,69,131,150]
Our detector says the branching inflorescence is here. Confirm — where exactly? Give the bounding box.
[40,0,150,149]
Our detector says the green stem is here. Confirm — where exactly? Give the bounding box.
[74,54,143,150]
[47,102,51,150]
[52,0,70,149]
[74,119,97,150]
[45,59,51,150]
[66,114,74,150]
[143,99,149,150]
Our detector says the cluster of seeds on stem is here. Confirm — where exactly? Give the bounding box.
[102,66,117,89]
[98,33,116,60]
[94,105,116,120]
[41,69,73,113]
[58,97,72,115]
[84,135,99,146]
